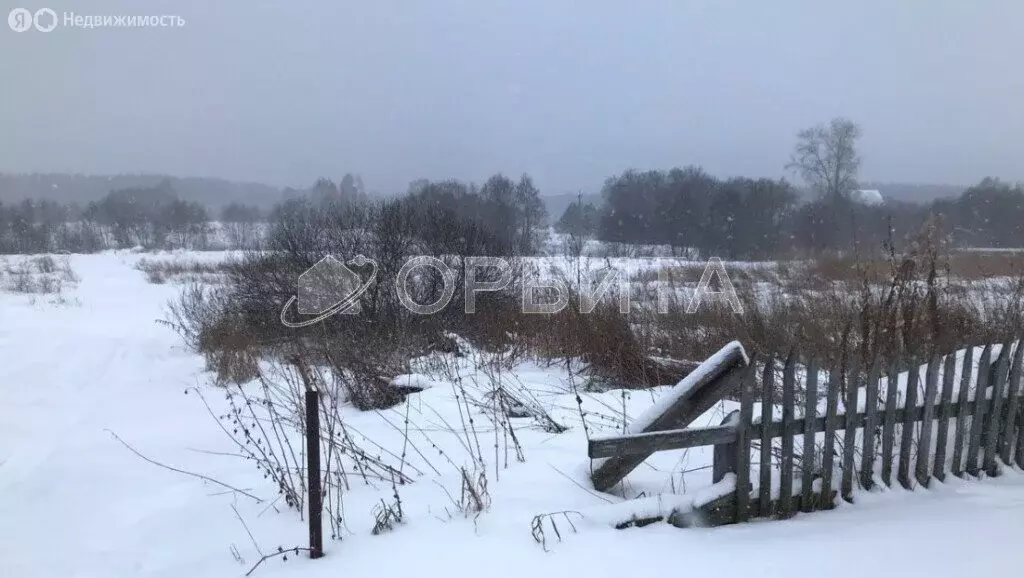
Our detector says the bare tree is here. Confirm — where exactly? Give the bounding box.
[788,117,862,201]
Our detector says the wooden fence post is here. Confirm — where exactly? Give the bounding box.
[841,361,859,500]
[916,355,940,488]
[820,366,840,508]
[982,342,1011,476]
[933,353,957,481]
[1001,339,1024,467]
[734,359,756,523]
[758,359,775,517]
[951,346,976,477]
[966,345,993,478]
[881,360,899,487]
[860,362,880,490]
[778,350,797,518]
[897,361,920,489]
[801,358,819,513]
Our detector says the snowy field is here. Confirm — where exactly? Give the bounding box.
[2,252,1023,578]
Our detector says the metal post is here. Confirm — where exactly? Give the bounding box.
[305,386,323,559]
[291,355,324,560]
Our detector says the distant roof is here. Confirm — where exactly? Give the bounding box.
[851,189,884,205]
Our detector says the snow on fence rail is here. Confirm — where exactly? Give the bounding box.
[589,339,1024,526]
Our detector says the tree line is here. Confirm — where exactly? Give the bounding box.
[3,118,1024,257]
[0,179,265,253]
[557,118,1024,258]
[0,173,548,256]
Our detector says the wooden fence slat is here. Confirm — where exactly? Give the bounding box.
[983,342,1011,476]
[758,359,774,517]
[881,361,900,487]
[916,355,941,487]
[841,362,860,500]
[966,345,992,478]
[952,347,976,477]
[1016,343,1024,468]
[933,353,957,481]
[898,362,920,489]
[778,351,797,518]
[820,367,840,508]
[1003,340,1024,467]
[860,363,880,490]
[801,359,819,513]
[734,358,757,523]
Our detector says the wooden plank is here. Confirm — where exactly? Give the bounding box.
[589,425,736,458]
[841,361,859,500]
[758,358,775,517]
[820,367,840,509]
[898,362,920,489]
[778,351,797,518]
[860,362,880,490]
[952,346,976,477]
[881,361,900,487]
[933,353,957,481]
[1016,342,1024,468]
[983,342,1011,476]
[1003,339,1024,467]
[916,355,941,487]
[734,358,757,523]
[590,342,749,491]
[965,345,992,478]
[592,399,989,457]
[801,358,819,513]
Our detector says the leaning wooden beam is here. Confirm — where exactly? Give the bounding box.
[589,341,749,492]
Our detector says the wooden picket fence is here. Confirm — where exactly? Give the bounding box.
[588,339,1024,526]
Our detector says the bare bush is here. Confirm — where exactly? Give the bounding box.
[1,255,79,295]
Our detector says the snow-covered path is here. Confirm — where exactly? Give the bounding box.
[0,254,223,577]
[1,253,1023,578]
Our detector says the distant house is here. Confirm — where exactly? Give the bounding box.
[850,189,884,205]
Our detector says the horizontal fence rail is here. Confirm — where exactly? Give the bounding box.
[588,399,1015,459]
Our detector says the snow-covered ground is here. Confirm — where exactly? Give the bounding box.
[2,252,1023,578]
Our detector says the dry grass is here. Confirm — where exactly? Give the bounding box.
[634,261,781,289]
[803,250,1024,284]
[0,255,80,295]
[167,216,1024,394]
[135,257,232,285]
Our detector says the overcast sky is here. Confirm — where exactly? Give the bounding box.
[2,0,1022,194]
